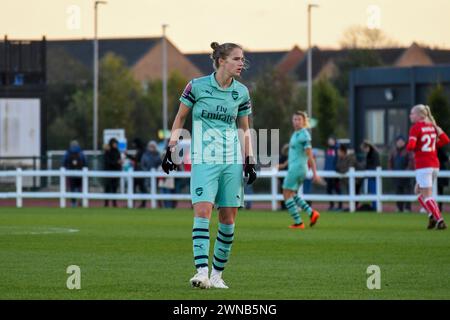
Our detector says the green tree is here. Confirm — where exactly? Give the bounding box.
[46,46,91,149]
[136,71,188,141]
[98,53,142,144]
[314,79,341,146]
[53,53,142,150]
[251,67,298,146]
[50,55,190,150]
[47,116,78,150]
[66,89,93,148]
[46,46,90,85]
[332,49,383,97]
[428,84,450,133]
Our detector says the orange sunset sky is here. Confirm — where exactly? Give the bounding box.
[1,0,449,52]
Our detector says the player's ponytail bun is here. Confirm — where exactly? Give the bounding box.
[210,42,220,51]
[424,105,437,126]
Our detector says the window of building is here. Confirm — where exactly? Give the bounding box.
[365,109,385,145]
[387,109,408,145]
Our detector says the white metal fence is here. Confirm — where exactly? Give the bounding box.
[0,167,449,212]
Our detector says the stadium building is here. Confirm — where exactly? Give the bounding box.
[349,64,450,150]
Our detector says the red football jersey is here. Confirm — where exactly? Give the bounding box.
[407,121,450,169]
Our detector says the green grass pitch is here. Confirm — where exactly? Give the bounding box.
[0,207,449,299]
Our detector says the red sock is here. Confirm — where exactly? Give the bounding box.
[418,195,432,217]
[425,197,443,222]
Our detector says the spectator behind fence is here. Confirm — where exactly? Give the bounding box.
[174,144,192,208]
[388,135,414,212]
[336,144,361,211]
[324,136,342,211]
[437,147,449,212]
[360,140,380,211]
[141,140,162,193]
[158,145,176,208]
[103,138,122,207]
[63,140,87,208]
[302,149,317,207]
[277,143,289,210]
[126,138,148,208]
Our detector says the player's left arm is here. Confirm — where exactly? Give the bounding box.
[238,115,257,184]
[305,147,320,182]
[406,125,419,151]
[237,87,253,160]
[238,115,254,160]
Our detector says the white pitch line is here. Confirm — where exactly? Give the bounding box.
[0,227,80,235]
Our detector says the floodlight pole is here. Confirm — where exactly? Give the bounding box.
[93,1,107,151]
[162,24,169,135]
[307,3,318,131]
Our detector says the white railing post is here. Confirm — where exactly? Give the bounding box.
[7,167,450,211]
[120,175,125,195]
[16,168,23,208]
[432,176,438,199]
[271,168,278,211]
[47,151,52,185]
[60,167,66,208]
[349,167,356,212]
[127,170,134,209]
[376,167,382,213]
[150,169,157,209]
[82,167,89,208]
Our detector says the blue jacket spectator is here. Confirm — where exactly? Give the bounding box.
[63,140,87,170]
[141,141,162,171]
[63,140,87,207]
[324,137,338,171]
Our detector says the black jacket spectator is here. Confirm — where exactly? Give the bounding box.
[362,142,380,170]
[388,136,414,212]
[360,140,380,210]
[126,138,148,208]
[103,138,122,207]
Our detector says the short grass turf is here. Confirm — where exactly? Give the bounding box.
[0,207,449,299]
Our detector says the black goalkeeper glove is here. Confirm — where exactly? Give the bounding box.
[162,146,177,174]
[244,156,257,185]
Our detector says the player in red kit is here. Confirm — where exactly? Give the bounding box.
[407,104,450,230]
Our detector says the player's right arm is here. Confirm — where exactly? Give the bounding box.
[406,124,419,151]
[168,81,196,147]
[168,103,191,147]
[162,80,196,174]
[162,102,192,174]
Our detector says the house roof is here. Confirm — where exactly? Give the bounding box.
[425,49,450,65]
[244,51,289,79]
[186,50,289,79]
[293,47,405,81]
[44,37,450,84]
[47,37,161,69]
[276,45,304,74]
[185,53,212,75]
